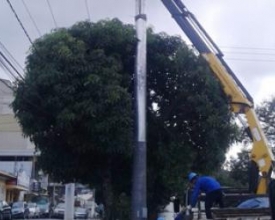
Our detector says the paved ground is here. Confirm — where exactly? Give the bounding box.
[13,219,100,220]
[12,218,100,220]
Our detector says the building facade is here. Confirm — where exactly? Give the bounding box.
[0,79,35,201]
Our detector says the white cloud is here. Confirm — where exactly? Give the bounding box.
[255,76,275,104]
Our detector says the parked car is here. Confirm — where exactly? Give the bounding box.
[0,200,12,220]
[74,207,88,219]
[11,201,29,219]
[51,202,65,219]
[31,195,51,217]
[27,202,40,218]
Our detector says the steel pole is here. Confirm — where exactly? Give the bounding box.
[131,0,147,219]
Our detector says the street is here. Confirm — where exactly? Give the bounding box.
[13,218,96,220]
[11,219,99,220]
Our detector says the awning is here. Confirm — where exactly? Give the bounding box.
[0,170,16,180]
[6,185,29,191]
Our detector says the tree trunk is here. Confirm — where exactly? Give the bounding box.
[102,168,114,220]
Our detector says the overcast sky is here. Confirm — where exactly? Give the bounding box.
[0,0,274,106]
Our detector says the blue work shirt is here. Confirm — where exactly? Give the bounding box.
[190,176,221,207]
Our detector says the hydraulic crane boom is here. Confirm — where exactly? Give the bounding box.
[161,0,275,194]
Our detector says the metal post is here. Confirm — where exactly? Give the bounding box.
[53,184,56,206]
[64,183,75,220]
[131,0,147,219]
[91,189,96,218]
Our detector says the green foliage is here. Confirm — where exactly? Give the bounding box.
[12,19,237,218]
[214,169,238,187]
[225,149,250,188]
[220,97,275,191]
[256,97,275,147]
[226,97,275,189]
[113,193,131,220]
[146,31,237,211]
[13,19,134,187]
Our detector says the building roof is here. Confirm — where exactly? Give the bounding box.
[0,170,16,180]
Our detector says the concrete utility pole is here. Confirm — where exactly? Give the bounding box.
[64,183,75,220]
[131,0,147,219]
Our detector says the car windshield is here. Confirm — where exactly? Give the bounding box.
[31,196,49,205]
[12,202,23,208]
[56,203,65,209]
[27,203,36,208]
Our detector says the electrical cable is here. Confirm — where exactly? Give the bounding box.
[0,51,24,80]
[0,57,18,81]
[21,0,42,37]
[0,79,14,92]
[6,0,42,64]
[0,34,50,118]
[46,0,58,28]
[0,41,24,72]
[0,43,51,119]
[6,0,33,45]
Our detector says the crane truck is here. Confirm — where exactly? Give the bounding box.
[160,0,275,219]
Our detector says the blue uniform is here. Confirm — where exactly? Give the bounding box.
[190,176,221,207]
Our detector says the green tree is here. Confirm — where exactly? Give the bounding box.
[224,97,275,191]
[13,20,134,220]
[257,97,275,147]
[12,19,237,219]
[214,169,237,188]
[146,31,237,214]
[226,149,250,188]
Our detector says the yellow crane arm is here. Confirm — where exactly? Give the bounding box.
[161,0,275,194]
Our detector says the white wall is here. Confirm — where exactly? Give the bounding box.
[0,79,35,156]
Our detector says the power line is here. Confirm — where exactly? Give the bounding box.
[0,79,14,92]
[0,47,52,118]
[0,57,18,81]
[46,0,58,28]
[85,0,91,21]
[6,0,33,45]
[5,0,43,63]
[21,0,42,37]
[0,41,24,72]
[0,51,24,80]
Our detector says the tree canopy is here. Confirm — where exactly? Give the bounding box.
[226,149,250,188]
[225,97,275,189]
[12,19,237,218]
[257,97,275,147]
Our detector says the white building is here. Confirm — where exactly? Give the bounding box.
[0,79,35,201]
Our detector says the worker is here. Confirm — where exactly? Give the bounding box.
[187,172,224,219]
